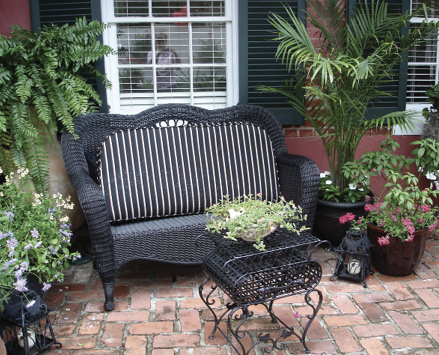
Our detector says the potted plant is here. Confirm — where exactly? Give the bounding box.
[0,18,114,194]
[259,0,439,245]
[0,167,80,309]
[339,137,439,276]
[206,194,308,251]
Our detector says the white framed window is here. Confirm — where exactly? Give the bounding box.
[407,1,439,107]
[101,0,237,114]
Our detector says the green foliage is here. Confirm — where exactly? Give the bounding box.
[0,168,80,308]
[0,17,115,193]
[259,0,439,199]
[319,171,370,203]
[340,137,439,241]
[206,194,308,251]
[422,83,439,118]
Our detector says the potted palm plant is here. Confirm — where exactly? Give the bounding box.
[259,0,439,246]
[339,137,439,276]
[0,18,114,195]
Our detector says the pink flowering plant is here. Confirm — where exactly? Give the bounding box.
[0,167,80,309]
[206,194,308,251]
[339,137,439,244]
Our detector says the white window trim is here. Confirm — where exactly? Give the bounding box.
[395,3,439,135]
[101,0,239,114]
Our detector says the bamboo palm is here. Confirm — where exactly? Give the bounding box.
[0,17,115,193]
[260,0,439,197]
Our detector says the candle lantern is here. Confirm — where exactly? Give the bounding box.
[330,228,373,287]
[0,290,61,355]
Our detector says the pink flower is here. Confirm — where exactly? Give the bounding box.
[429,223,437,232]
[406,235,414,242]
[420,205,430,213]
[256,192,263,197]
[365,204,373,211]
[294,311,300,319]
[257,219,263,224]
[339,213,355,224]
[377,235,390,246]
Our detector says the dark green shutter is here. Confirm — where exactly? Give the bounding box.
[347,0,408,120]
[239,0,306,125]
[30,0,109,113]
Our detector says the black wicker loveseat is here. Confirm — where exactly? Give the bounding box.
[61,104,320,311]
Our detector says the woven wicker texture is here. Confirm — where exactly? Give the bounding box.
[61,104,320,311]
[203,230,323,305]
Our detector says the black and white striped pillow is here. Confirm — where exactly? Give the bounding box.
[98,123,280,222]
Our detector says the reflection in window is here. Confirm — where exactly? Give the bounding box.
[114,3,228,111]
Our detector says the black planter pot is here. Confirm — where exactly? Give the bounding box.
[313,198,369,247]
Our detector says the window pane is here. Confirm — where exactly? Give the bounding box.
[114,0,149,17]
[194,67,226,91]
[119,68,153,94]
[154,24,190,63]
[407,65,436,103]
[411,0,439,18]
[193,23,226,64]
[190,1,225,16]
[118,24,152,64]
[407,23,439,103]
[152,0,186,17]
[409,24,438,63]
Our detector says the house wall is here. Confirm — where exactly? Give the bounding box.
[0,0,31,36]
[1,0,424,197]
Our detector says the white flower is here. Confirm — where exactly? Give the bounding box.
[359,188,364,191]
[325,180,333,185]
[349,183,356,190]
[228,209,243,219]
[320,173,326,178]
[26,300,36,308]
[426,171,437,180]
[324,171,330,176]
[13,278,28,292]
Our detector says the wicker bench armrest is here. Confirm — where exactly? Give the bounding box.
[276,152,320,229]
[62,133,115,282]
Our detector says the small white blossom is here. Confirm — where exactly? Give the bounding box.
[26,300,36,308]
[426,171,437,181]
[325,180,333,185]
[324,171,330,176]
[349,183,356,190]
[320,173,325,178]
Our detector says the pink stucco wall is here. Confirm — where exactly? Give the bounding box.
[0,0,31,36]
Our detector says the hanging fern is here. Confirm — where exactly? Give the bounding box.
[0,17,115,194]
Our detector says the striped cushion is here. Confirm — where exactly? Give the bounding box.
[98,123,280,222]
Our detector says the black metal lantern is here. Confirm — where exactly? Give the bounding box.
[0,290,61,355]
[330,228,373,287]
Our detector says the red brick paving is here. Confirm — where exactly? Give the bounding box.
[42,238,439,354]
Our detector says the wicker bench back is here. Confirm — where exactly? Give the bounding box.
[98,122,280,222]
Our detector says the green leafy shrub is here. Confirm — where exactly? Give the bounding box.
[0,18,115,193]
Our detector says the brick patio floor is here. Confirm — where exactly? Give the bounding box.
[43,236,439,355]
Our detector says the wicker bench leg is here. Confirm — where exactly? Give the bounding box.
[103,282,115,311]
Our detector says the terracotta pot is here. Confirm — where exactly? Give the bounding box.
[367,223,428,276]
[313,199,369,247]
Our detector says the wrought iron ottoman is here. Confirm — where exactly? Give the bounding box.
[199,230,328,354]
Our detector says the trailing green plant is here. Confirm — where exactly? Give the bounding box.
[0,18,115,193]
[259,0,439,202]
[206,194,308,251]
